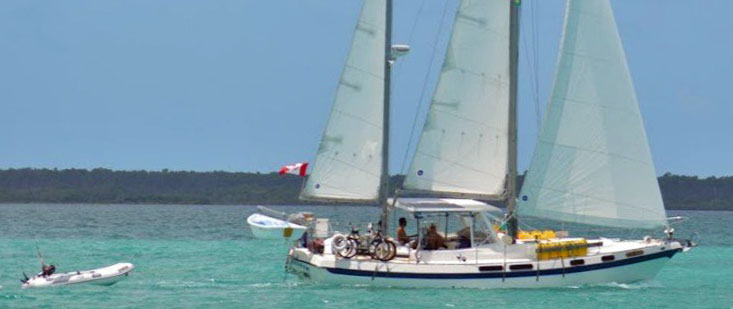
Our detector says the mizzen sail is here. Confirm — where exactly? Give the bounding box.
[300,0,387,202]
[403,0,511,199]
[518,0,667,229]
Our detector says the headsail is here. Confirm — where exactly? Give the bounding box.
[403,0,511,199]
[518,0,667,229]
[300,0,387,202]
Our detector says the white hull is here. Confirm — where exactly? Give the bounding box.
[287,238,683,289]
[247,213,306,240]
[22,263,134,288]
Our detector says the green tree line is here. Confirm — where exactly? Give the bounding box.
[0,168,730,210]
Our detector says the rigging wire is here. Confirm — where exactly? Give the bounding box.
[392,0,427,79]
[532,0,541,133]
[398,0,454,177]
[520,0,542,135]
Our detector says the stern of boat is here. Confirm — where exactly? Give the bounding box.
[285,247,316,280]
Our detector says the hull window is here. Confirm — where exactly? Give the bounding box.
[478,265,503,272]
[569,259,584,266]
[509,264,533,271]
[626,250,644,258]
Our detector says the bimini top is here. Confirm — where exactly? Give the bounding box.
[390,198,504,215]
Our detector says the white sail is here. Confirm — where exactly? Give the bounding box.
[403,0,511,198]
[300,0,386,202]
[518,0,667,229]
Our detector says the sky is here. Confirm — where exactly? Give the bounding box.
[1,0,731,177]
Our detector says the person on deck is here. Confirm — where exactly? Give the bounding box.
[396,217,410,245]
[425,224,446,250]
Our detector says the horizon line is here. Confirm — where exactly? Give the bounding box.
[0,167,729,179]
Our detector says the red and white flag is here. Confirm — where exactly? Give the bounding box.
[278,162,308,177]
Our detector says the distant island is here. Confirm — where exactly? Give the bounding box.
[0,168,730,210]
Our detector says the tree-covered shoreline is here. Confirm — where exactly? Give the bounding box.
[0,168,730,210]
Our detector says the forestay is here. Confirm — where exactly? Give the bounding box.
[518,0,667,229]
[300,0,387,202]
[404,0,511,198]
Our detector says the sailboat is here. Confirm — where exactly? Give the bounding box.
[286,0,696,288]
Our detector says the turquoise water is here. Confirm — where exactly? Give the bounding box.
[0,204,731,308]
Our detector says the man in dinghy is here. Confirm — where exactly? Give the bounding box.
[36,249,56,277]
[41,264,56,277]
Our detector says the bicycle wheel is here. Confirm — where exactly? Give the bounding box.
[372,239,395,261]
[342,238,358,258]
[384,239,397,261]
[332,234,348,256]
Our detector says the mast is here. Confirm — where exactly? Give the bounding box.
[506,0,521,240]
[379,0,393,233]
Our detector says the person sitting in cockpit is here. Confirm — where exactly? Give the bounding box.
[396,217,409,245]
[425,224,446,250]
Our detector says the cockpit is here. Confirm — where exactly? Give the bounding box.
[390,198,504,251]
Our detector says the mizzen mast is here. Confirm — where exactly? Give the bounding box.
[379,0,393,233]
[506,0,521,240]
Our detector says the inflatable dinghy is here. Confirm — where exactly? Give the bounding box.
[21,263,134,288]
[247,212,307,240]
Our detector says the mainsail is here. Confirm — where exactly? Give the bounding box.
[403,0,511,198]
[518,0,667,228]
[300,0,387,202]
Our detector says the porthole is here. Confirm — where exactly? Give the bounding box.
[509,264,533,271]
[479,265,503,272]
[569,259,585,266]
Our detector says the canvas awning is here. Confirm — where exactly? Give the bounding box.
[390,198,504,216]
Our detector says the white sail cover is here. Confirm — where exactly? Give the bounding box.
[518,0,667,229]
[300,0,386,202]
[403,0,510,198]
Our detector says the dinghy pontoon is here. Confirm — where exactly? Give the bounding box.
[21,263,134,288]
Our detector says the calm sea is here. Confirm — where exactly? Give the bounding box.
[0,204,730,308]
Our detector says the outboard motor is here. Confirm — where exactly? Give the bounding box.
[298,231,308,248]
[20,272,29,284]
